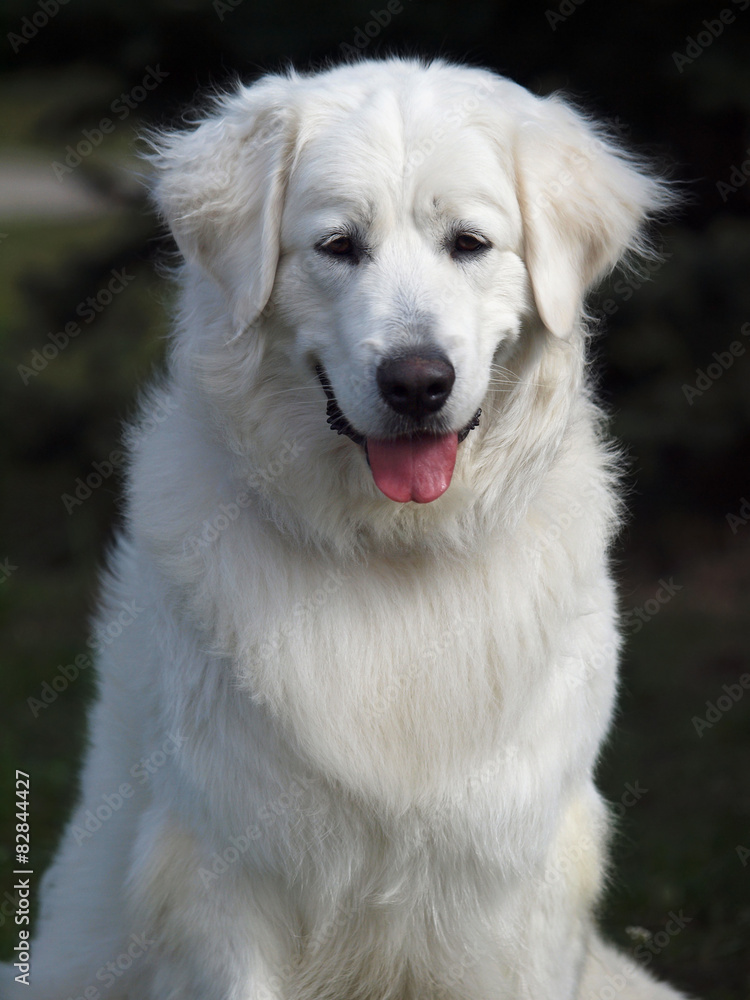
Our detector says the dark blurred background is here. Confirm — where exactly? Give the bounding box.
[0,1,748,996]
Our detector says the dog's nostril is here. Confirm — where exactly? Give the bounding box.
[377,352,456,420]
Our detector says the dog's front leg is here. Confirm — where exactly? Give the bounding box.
[126,807,291,1000]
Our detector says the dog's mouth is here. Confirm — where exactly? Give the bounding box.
[315,365,481,504]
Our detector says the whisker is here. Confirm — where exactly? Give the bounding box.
[487,366,552,390]
[253,386,322,402]
[248,369,552,403]
[489,364,520,377]
[490,380,552,389]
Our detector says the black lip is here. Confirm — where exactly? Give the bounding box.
[315,364,482,449]
[315,364,367,447]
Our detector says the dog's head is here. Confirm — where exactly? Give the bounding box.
[147,59,668,523]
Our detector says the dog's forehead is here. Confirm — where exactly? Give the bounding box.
[285,89,516,230]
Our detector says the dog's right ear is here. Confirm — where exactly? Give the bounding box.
[145,77,297,336]
[514,95,672,340]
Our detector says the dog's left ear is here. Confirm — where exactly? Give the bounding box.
[145,76,297,336]
[515,96,671,339]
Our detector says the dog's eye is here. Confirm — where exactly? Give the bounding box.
[453,233,488,254]
[318,235,357,259]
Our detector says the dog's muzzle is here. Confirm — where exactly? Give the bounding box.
[315,364,481,504]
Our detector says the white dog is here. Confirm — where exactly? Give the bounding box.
[3,58,690,999]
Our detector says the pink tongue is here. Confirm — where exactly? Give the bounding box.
[367,433,458,504]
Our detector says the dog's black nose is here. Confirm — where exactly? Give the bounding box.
[376,352,455,420]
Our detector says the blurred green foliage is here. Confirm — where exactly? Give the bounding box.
[0,1,748,996]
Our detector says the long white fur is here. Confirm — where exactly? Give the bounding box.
[1,58,688,999]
